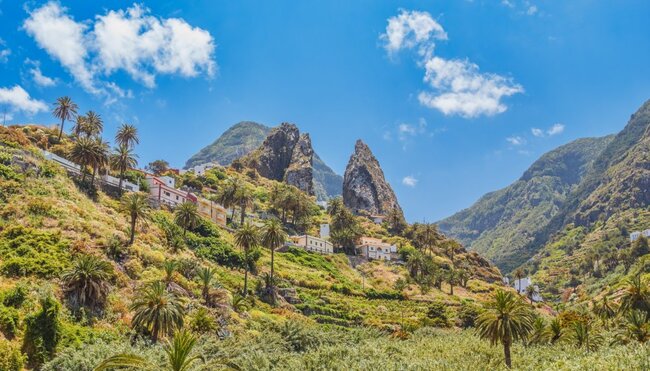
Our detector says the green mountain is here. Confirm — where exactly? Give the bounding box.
[438,136,614,273]
[185,121,343,200]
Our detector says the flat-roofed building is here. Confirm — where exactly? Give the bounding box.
[357,236,398,261]
[291,235,333,254]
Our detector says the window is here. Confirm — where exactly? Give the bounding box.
[164,191,170,197]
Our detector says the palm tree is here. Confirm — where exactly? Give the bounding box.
[83,111,103,137]
[234,222,260,297]
[52,96,78,141]
[476,290,535,368]
[111,145,138,194]
[447,266,457,296]
[527,317,548,346]
[615,310,650,344]
[619,274,650,314]
[93,329,201,371]
[130,282,185,343]
[61,254,113,311]
[119,192,151,245]
[593,296,617,328]
[174,202,201,236]
[89,138,110,186]
[69,136,97,182]
[513,268,525,294]
[217,178,240,221]
[72,114,86,137]
[569,320,602,351]
[261,218,287,301]
[196,266,217,305]
[525,285,537,305]
[546,317,563,344]
[234,184,254,225]
[115,123,139,149]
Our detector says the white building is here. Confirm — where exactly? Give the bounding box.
[357,237,398,261]
[630,229,650,242]
[512,277,543,302]
[370,215,386,224]
[291,235,334,254]
[319,224,330,239]
[146,175,196,208]
[180,162,219,176]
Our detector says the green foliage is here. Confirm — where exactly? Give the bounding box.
[457,300,482,328]
[365,289,405,300]
[425,301,450,327]
[1,282,28,308]
[0,339,26,371]
[0,226,70,278]
[22,294,61,367]
[0,305,19,338]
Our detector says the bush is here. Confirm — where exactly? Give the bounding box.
[457,300,481,328]
[0,339,26,371]
[2,282,28,308]
[425,301,449,327]
[365,289,405,300]
[195,242,245,269]
[0,226,70,278]
[22,294,61,367]
[0,305,19,338]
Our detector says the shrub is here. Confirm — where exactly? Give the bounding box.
[0,339,26,371]
[196,242,245,269]
[22,294,61,367]
[365,289,405,300]
[425,301,449,327]
[0,226,70,278]
[0,305,19,338]
[2,282,28,308]
[457,300,481,328]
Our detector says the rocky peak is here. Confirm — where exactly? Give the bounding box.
[343,139,402,217]
[242,123,315,195]
[284,133,314,195]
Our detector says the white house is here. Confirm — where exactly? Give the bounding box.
[320,224,330,239]
[357,237,398,261]
[180,162,219,176]
[146,175,196,208]
[512,277,543,302]
[370,215,386,224]
[292,235,333,254]
[630,229,650,242]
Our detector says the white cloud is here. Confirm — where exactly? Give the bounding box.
[381,10,447,57]
[23,2,96,93]
[0,39,10,63]
[506,136,526,146]
[547,123,565,136]
[531,127,544,137]
[527,5,538,15]
[402,175,418,187]
[418,57,523,117]
[23,2,216,99]
[0,85,48,116]
[381,10,523,118]
[29,65,57,87]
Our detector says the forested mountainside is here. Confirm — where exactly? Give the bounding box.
[438,136,613,272]
[185,121,343,201]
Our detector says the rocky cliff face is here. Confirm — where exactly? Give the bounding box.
[284,133,314,194]
[243,123,314,195]
[343,140,402,217]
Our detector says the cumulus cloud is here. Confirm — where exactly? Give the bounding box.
[0,85,48,117]
[0,39,10,63]
[381,10,523,118]
[23,2,216,100]
[28,63,57,87]
[527,5,538,15]
[547,123,565,136]
[506,136,526,146]
[531,123,565,137]
[402,175,418,187]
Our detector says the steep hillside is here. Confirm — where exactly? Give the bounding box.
[185,121,343,200]
[439,136,612,272]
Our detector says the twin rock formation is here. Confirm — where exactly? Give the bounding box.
[240,123,403,218]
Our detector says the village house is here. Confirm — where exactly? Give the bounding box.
[180,162,219,176]
[356,237,398,261]
[512,276,543,302]
[629,229,650,242]
[195,196,227,227]
[146,175,196,208]
[291,235,334,254]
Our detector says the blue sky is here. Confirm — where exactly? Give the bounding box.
[1,1,649,222]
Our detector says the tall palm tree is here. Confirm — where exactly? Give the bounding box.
[111,145,138,194]
[619,274,650,314]
[174,202,201,236]
[53,96,78,141]
[90,138,110,186]
[115,123,139,149]
[72,114,86,137]
[217,178,240,221]
[119,192,151,245]
[93,329,201,371]
[69,136,97,182]
[476,290,535,368]
[234,222,260,297]
[593,296,617,328]
[513,268,525,294]
[196,266,217,305]
[83,111,103,138]
[130,282,185,343]
[261,218,287,300]
[61,254,113,311]
[525,285,536,304]
[234,184,254,225]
